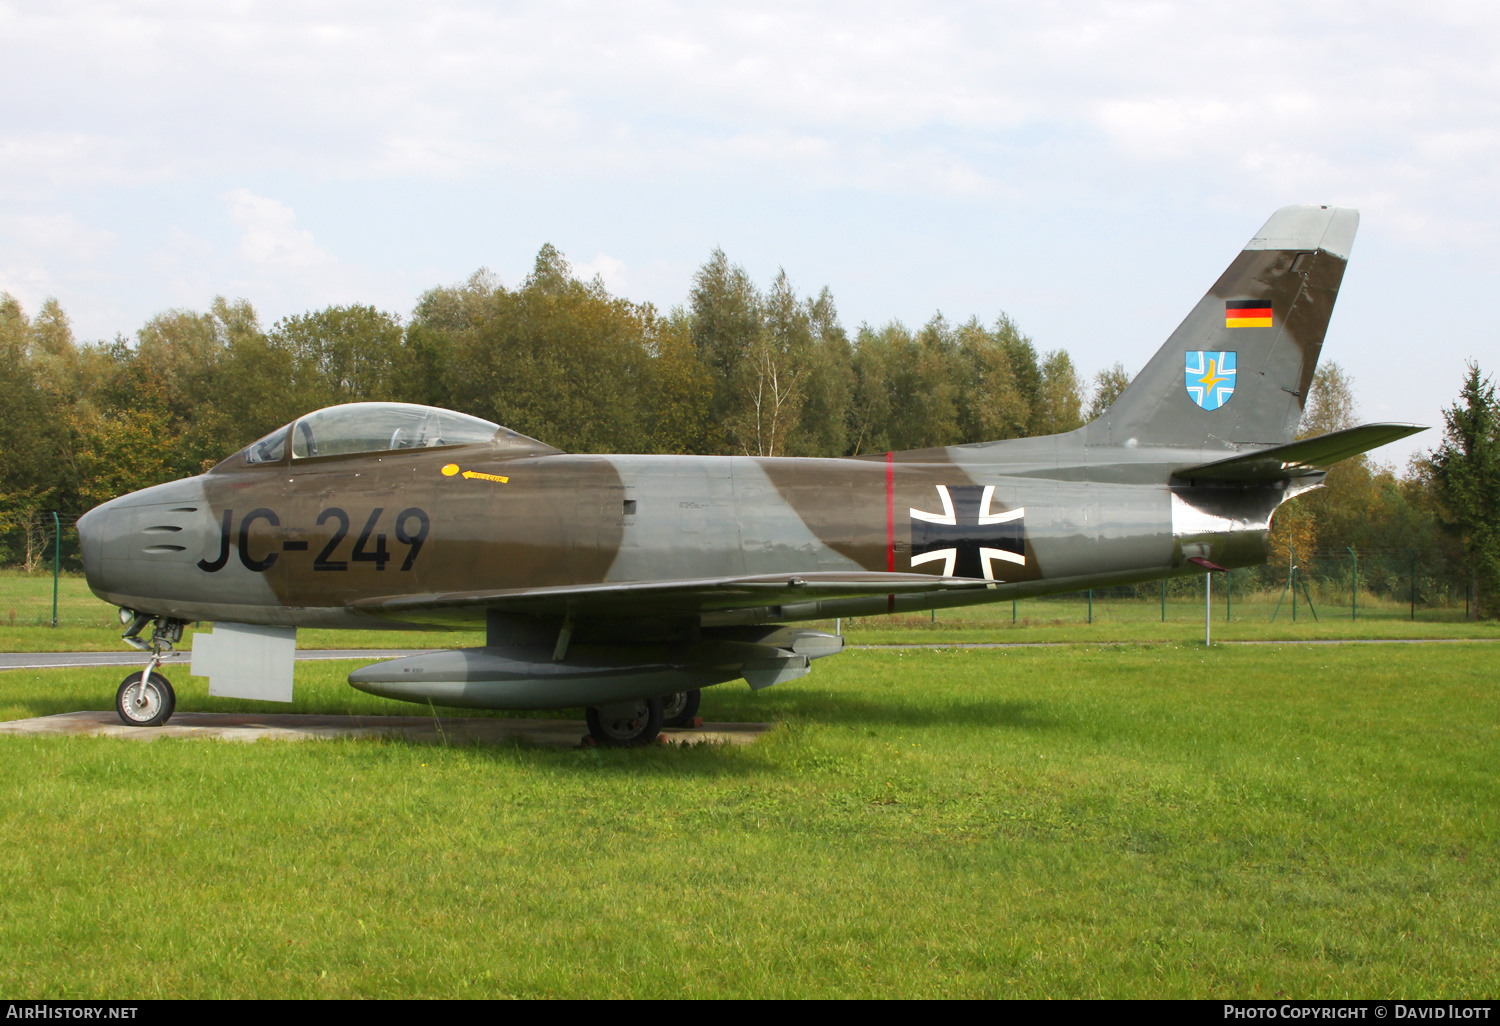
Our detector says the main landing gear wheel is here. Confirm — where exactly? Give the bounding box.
[116,671,176,727]
[661,689,701,728]
[585,698,664,748]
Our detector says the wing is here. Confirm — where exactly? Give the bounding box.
[351,570,991,626]
[1173,422,1426,483]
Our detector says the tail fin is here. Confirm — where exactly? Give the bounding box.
[1089,205,1359,450]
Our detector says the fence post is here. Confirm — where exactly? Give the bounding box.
[1348,546,1357,621]
[1012,599,1016,624]
[1161,579,1165,622]
[1292,546,1298,622]
[1226,571,1231,622]
[1409,549,1416,621]
[1087,589,1093,624]
[51,511,60,628]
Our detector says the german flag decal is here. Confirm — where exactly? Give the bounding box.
[1225,299,1273,328]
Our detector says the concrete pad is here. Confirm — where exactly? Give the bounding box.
[0,711,772,748]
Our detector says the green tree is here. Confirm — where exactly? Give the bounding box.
[1427,361,1500,618]
[270,304,404,409]
[951,317,1015,443]
[730,269,806,456]
[1033,349,1085,435]
[0,296,63,561]
[1292,361,1375,554]
[689,249,762,451]
[790,286,854,457]
[1087,362,1132,422]
[422,246,656,453]
[639,308,714,454]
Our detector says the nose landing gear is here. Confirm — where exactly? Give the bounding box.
[114,612,185,727]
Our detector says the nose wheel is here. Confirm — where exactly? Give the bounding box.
[116,670,176,727]
[114,612,184,727]
[585,698,664,747]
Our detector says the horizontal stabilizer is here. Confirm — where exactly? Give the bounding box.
[1174,423,1427,482]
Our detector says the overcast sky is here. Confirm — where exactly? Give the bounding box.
[3,0,1497,466]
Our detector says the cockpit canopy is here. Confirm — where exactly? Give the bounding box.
[241,403,551,465]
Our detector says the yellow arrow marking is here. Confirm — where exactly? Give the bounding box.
[441,463,508,483]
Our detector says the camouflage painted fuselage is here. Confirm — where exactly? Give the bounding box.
[79,427,1295,634]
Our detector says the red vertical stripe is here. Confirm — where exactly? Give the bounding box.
[886,452,896,613]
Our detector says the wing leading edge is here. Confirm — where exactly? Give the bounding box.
[351,570,990,624]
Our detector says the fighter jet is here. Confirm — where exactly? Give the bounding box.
[77,205,1423,745]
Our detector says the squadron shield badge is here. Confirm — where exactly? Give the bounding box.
[1185,350,1236,411]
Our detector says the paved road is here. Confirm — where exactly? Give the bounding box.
[2,636,1494,672]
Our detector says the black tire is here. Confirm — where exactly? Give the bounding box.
[660,689,702,728]
[585,698,664,748]
[116,671,176,727]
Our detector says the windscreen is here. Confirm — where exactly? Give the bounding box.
[291,404,500,459]
[243,424,290,464]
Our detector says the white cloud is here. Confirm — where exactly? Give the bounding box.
[572,253,628,294]
[0,213,116,262]
[225,189,336,272]
[0,2,1479,247]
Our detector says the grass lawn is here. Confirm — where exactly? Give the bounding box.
[0,642,1494,997]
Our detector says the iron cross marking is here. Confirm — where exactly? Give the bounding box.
[909,485,1026,580]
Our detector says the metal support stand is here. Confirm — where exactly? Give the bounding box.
[1272,548,1293,622]
[1271,547,1316,622]
[1298,563,1318,621]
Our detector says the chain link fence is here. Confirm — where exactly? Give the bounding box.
[1034,547,1477,624]
[0,513,118,628]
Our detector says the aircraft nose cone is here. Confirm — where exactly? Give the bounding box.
[75,504,108,590]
